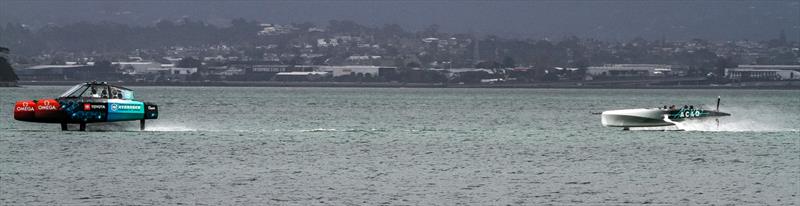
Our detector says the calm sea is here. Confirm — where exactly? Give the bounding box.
[1,86,798,205]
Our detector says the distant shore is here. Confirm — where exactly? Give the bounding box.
[17,80,800,89]
[0,81,18,87]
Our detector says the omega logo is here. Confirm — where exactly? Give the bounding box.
[17,102,35,112]
[37,100,57,110]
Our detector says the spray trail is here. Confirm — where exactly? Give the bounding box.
[672,105,799,132]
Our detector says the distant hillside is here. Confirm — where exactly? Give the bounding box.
[0,47,20,84]
[1,1,797,41]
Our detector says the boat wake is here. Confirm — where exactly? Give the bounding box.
[670,106,799,132]
[274,128,388,133]
[134,121,200,132]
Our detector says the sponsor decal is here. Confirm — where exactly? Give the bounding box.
[110,103,141,112]
[91,104,106,109]
[147,106,157,110]
[16,102,35,112]
[674,109,707,118]
[37,100,57,111]
[84,103,92,111]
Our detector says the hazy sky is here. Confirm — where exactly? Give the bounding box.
[1,0,798,41]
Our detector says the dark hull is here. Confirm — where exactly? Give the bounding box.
[666,109,730,122]
[14,97,158,124]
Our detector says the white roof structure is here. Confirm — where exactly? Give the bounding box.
[276,72,330,76]
[736,65,800,70]
[587,64,672,76]
[24,65,87,70]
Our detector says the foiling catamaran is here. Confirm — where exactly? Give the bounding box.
[601,97,730,130]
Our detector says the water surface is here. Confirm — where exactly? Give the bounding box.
[1,86,798,205]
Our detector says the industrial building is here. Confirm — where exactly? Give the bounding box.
[725,65,800,81]
[272,71,330,81]
[587,64,672,78]
[317,66,396,78]
[15,65,93,80]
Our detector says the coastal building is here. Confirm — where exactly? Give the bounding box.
[438,68,495,80]
[18,61,196,81]
[16,65,91,80]
[249,65,315,77]
[317,66,396,78]
[114,62,161,71]
[273,71,330,81]
[258,24,297,36]
[587,64,672,78]
[725,65,800,81]
[250,65,291,73]
[134,67,197,75]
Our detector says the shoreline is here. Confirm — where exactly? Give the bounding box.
[16,80,800,90]
[0,81,18,87]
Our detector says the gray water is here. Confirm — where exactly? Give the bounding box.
[1,86,798,205]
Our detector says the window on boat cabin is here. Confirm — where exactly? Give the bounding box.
[60,84,135,100]
[60,84,87,97]
[93,85,109,98]
[60,84,99,98]
[110,87,122,99]
[109,86,134,100]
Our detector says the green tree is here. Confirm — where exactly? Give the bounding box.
[714,57,736,76]
[406,62,421,69]
[0,47,19,81]
[475,61,501,69]
[177,57,202,68]
[502,56,515,68]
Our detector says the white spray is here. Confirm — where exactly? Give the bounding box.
[670,105,798,132]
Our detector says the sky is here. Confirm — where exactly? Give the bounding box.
[1,0,798,41]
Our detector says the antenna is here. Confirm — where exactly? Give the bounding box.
[716,96,721,128]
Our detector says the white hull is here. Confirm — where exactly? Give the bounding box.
[601,108,673,127]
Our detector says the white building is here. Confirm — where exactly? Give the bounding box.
[163,57,183,63]
[317,66,389,77]
[273,71,330,81]
[251,65,290,73]
[257,23,297,36]
[725,65,800,81]
[133,67,197,75]
[346,55,381,61]
[587,64,672,77]
[422,38,439,43]
[114,62,161,72]
[317,39,330,47]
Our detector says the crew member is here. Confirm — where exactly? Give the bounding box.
[90,87,99,98]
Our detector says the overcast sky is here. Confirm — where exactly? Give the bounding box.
[1,1,798,41]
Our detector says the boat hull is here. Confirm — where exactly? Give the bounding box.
[601,108,731,128]
[601,108,673,127]
[14,98,158,124]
